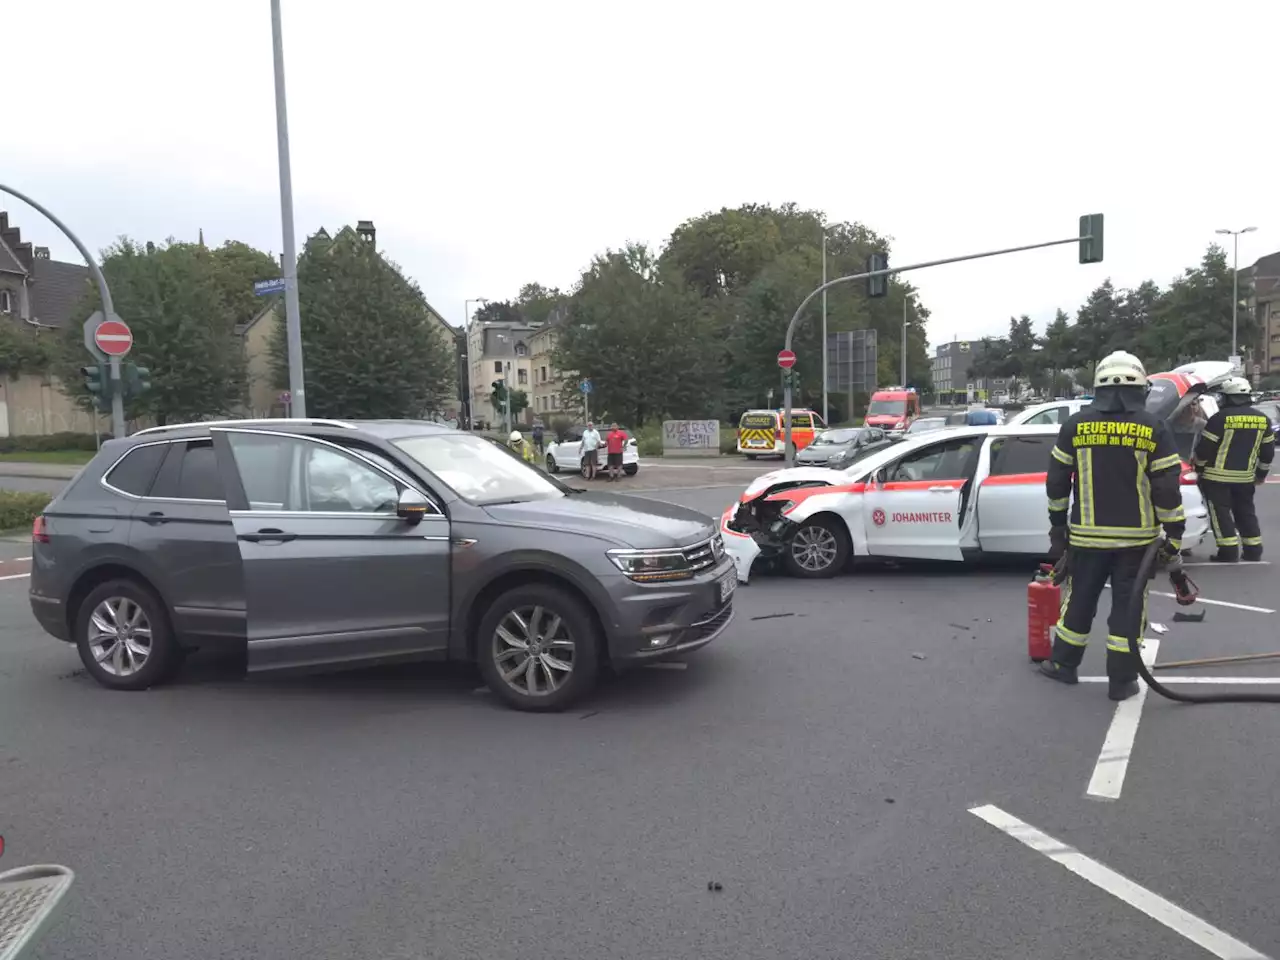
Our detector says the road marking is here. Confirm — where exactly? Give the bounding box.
[1181,561,1270,568]
[1105,583,1275,614]
[642,461,770,472]
[644,661,688,671]
[1086,638,1159,801]
[969,804,1270,960]
[0,573,31,582]
[1081,676,1280,685]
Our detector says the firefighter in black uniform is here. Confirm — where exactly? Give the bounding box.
[1194,376,1275,562]
[1040,351,1186,701]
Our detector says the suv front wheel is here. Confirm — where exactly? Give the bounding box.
[476,584,600,711]
[74,579,180,690]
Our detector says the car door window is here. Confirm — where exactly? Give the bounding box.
[148,440,226,502]
[889,437,980,483]
[226,433,410,514]
[1023,408,1062,426]
[812,413,827,430]
[793,413,813,430]
[103,443,169,496]
[988,434,1055,475]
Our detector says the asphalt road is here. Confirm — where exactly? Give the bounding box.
[3,467,1280,960]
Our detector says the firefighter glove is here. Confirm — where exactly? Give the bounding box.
[1156,538,1181,571]
[1048,524,1068,561]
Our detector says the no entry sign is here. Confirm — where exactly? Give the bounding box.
[777,349,797,369]
[94,318,133,357]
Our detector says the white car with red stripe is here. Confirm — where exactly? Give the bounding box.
[720,424,1210,582]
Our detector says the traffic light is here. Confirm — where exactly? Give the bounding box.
[1079,213,1104,264]
[80,363,111,411]
[122,363,152,400]
[866,252,889,298]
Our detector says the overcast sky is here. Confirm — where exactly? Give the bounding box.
[3,1,1276,352]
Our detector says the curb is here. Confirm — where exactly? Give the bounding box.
[0,463,83,480]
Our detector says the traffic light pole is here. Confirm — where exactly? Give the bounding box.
[780,231,1093,466]
[0,181,127,439]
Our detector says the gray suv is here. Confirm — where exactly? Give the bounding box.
[27,419,736,711]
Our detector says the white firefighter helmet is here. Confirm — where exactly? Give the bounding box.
[509,430,523,443]
[1093,350,1148,388]
[1220,376,1252,396]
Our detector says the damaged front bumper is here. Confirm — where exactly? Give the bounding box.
[719,488,818,583]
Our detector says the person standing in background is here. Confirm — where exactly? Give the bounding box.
[606,422,628,481]
[580,421,602,480]
[531,421,545,458]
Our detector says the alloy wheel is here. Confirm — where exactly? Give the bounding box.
[492,605,576,697]
[87,597,153,677]
[792,525,839,572]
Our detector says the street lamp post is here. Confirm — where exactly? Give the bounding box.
[821,232,830,424]
[463,298,488,429]
[269,0,307,418]
[1215,226,1257,365]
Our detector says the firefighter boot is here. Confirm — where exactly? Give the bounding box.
[1038,633,1084,685]
[1211,546,1240,563]
[1106,648,1141,702]
[1243,545,1263,562]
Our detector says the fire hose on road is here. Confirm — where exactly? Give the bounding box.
[1129,540,1280,705]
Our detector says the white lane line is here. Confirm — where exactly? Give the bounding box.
[0,573,31,582]
[1086,638,1159,801]
[1081,676,1280,685]
[969,804,1270,960]
[1105,583,1275,614]
[1181,561,1271,568]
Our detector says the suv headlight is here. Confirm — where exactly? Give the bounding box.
[607,548,693,582]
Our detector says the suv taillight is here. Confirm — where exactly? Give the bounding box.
[1180,462,1198,485]
[32,515,49,543]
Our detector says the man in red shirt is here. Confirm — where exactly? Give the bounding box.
[605,422,628,481]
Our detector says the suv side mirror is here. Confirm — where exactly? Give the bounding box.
[396,488,430,524]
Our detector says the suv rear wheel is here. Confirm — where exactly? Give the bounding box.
[74,579,180,690]
[476,584,600,711]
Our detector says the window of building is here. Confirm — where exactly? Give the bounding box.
[518,369,528,385]
[541,366,547,382]
[0,289,11,314]
[515,342,528,357]
[494,361,503,373]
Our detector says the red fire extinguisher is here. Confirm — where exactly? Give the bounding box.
[1027,562,1062,662]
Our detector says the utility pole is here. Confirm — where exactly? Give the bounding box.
[821,232,830,423]
[270,0,307,418]
[0,182,126,438]
[505,360,512,434]
[901,296,908,387]
[1216,226,1257,368]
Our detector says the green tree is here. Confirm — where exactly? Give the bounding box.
[1042,309,1073,396]
[1070,279,1122,369]
[0,324,55,377]
[553,243,712,426]
[514,283,566,326]
[210,241,284,329]
[271,229,455,419]
[55,238,252,424]
[1149,246,1252,365]
[474,300,522,324]
[489,381,529,420]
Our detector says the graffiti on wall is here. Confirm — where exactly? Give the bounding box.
[662,419,719,451]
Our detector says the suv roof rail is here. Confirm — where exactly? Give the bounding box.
[133,418,357,436]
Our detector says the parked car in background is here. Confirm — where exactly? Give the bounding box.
[795,426,890,468]
[27,419,735,711]
[545,425,640,476]
[902,417,949,438]
[1006,399,1087,426]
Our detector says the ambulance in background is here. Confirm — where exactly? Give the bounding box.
[864,386,921,437]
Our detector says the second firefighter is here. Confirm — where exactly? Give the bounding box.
[1040,351,1186,701]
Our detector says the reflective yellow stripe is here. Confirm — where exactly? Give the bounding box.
[1051,445,1073,465]
[1201,430,1220,442]
[1242,535,1263,546]
[1155,505,1185,523]
[1136,450,1153,531]
[1048,497,1069,511]
[1249,429,1265,473]
[1165,539,1182,551]
[1107,635,1136,654]
[1202,467,1257,483]
[1079,448,1095,527]
[1208,500,1223,539]
[1069,532,1160,549]
[1071,522,1161,536]
[1054,624,1089,647]
[1215,428,1234,472]
[1217,536,1241,547]
[1150,453,1181,472]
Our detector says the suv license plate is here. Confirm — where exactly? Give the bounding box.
[719,571,737,603]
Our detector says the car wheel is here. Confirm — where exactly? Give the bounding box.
[546,453,559,473]
[623,464,638,476]
[745,453,758,460]
[783,516,849,579]
[476,585,601,712]
[74,579,180,690]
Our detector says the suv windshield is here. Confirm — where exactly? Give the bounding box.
[394,433,564,505]
[867,400,906,416]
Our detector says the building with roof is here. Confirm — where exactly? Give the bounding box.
[467,317,539,429]
[1242,250,1280,380]
[0,211,104,437]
